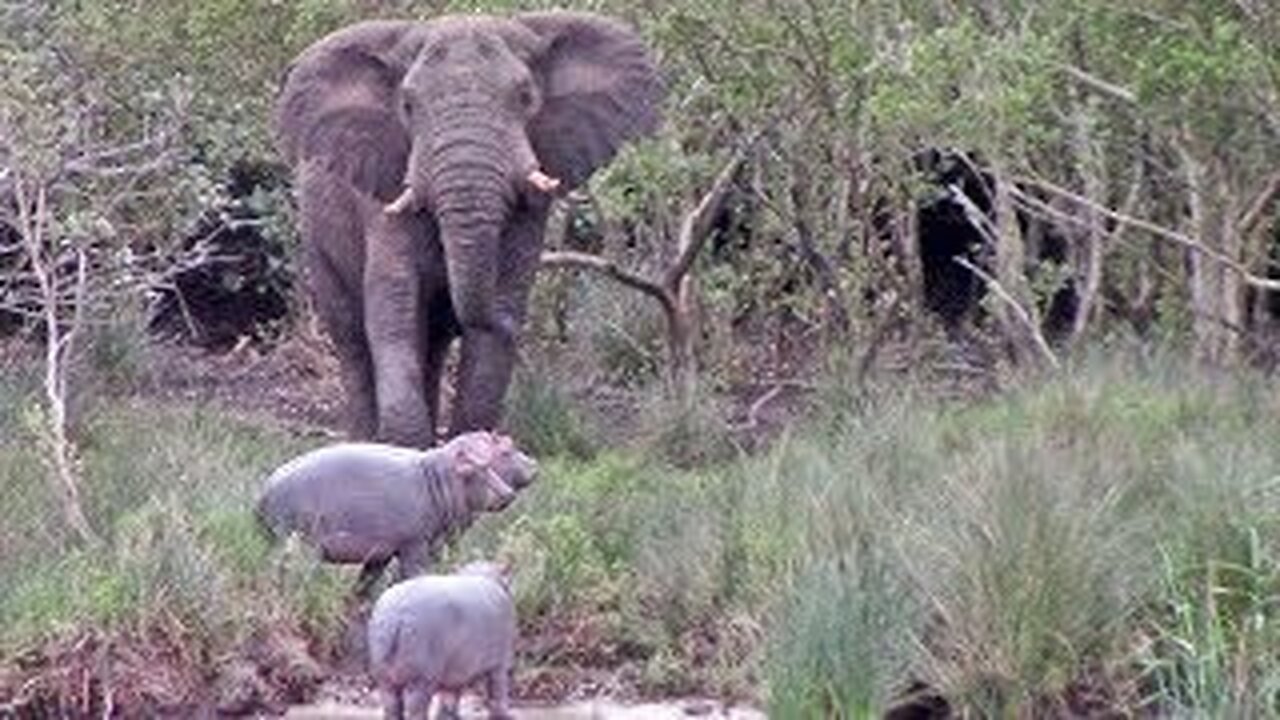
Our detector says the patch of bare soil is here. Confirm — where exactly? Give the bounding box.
[137,331,346,435]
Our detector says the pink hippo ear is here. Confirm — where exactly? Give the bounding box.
[492,558,515,591]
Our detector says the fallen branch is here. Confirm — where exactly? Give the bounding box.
[954,256,1060,371]
[1056,63,1138,104]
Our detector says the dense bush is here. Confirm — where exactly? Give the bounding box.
[6,0,1275,367]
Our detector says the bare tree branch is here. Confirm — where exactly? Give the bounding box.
[540,122,777,401]
[954,256,1060,371]
[540,250,673,312]
[14,174,96,545]
[664,127,771,289]
[1056,63,1138,104]
[1237,171,1280,239]
[1011,174,1280,292]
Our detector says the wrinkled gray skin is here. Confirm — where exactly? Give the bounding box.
[274,12,664,449]
[255,432,537,597]
[368,561,515,720]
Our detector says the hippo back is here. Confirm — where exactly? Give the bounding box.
[368,573,515,688]
[256,443,434,551]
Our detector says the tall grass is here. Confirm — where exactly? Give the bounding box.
[4,351,1280,716]
[445,355,1277,715]
[0,394,338,659]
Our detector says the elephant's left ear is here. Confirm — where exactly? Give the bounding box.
[516,11,665,190]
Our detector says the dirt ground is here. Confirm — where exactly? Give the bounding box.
[283,697,766,719]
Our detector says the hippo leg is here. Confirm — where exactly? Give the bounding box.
[403,681,434,719]
[355,557,391,599]
[486,669,513,720]
[394,539,432,580]
[437,692,462,720]
[379,686,404,720]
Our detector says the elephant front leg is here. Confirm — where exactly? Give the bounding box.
[365,216,432,448]
[452,323,518,434]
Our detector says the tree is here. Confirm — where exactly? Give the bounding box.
[542,133,764,402]
[1,7,183,544]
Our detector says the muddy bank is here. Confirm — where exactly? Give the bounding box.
[283,697,766,720]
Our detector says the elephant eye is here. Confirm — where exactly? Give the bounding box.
[399,94,414,119]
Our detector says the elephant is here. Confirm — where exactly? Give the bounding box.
[274,12,664,448]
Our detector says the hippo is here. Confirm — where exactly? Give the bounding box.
[368,560,516,720]
[255,432,537,597]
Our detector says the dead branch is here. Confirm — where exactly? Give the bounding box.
[540,125,772,399]
[1056,63,1138,104]
[540,250,674,313]
[1237,171,1280,240]
[954,256,1060,371]
[664,142,753,288]
[15,175,96,546]
[665,119,777,287]
[1010,174,1280,292]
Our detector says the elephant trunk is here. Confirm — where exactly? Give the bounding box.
[435,182,509,335]
[381,116,559,330]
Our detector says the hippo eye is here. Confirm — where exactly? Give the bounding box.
[515,81,537,111]
[426,44,448,64]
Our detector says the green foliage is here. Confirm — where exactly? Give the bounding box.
[636,390,741,469]
[5,352,1280,713]
[4,0,1280,709]
[766,556,916,719]
[0,387,323,656]
[504,366,598,460]
[1142,534,1280,716]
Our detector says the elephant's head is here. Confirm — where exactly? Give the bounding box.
[276,12,663,324]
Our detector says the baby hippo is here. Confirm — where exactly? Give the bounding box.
[256,432,537,596]
[369,560,516,720]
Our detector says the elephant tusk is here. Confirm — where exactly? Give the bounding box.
[526,170,561,194]
[384,187,416,215]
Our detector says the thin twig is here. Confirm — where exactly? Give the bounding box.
[1056,63,1138,104]
[1237,171,1280,239]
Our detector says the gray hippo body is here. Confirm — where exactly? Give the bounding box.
[369,561,516,720]
[256,432,536,595]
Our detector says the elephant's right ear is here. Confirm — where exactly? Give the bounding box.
[274,21,424,196]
